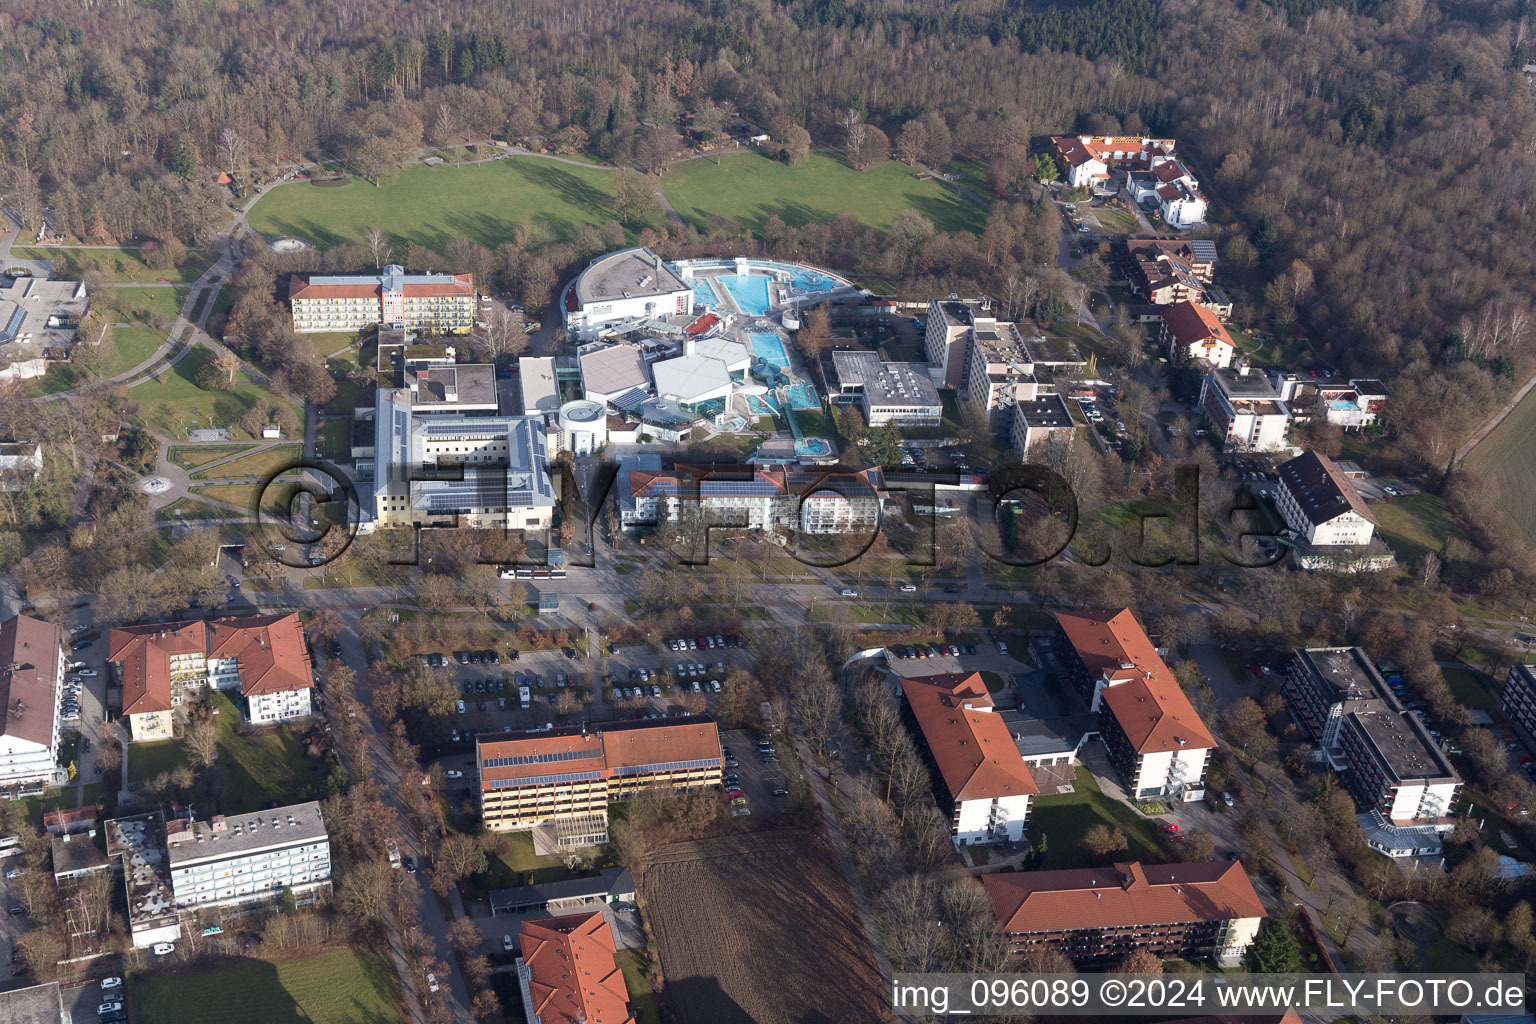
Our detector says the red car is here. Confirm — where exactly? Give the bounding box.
[728,789,745,799]
[1164,823,1180,833]
[1248,665,1264,678]
[1521,756,1533,765]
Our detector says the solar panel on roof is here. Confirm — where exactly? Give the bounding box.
[612,388,649,410]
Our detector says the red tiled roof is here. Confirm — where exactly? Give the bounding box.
[110,620,207,717]
[1055,609,1214,753]
[288,273,473,302]
[1161,300,1232,350]
[0,614,61,749]
[520,911,635,1024]
[900,673,1038,802]
[685,312,719,336]
[983,860,1265,933]
[205,613,312,697]
[478,719,721,787]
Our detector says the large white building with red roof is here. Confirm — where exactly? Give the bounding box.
[477,718,722,847]
[287,264,474,335]
[1050,136,1208,227]
[109,613,314,741]
[1053,610,1215,802]
[982,859,1265,966]
[0,614,65,788]
[517,911,636,1024]
[900,672,1038,846]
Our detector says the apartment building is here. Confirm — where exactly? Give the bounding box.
[1160,301,1234,368]
[620,462,883,537]
[288,265,474,335]
[1281,647,1461,823]
[478,718,722,846]
[517,911,635,1024]
[371,388,557,531]
[923,297,988,389]
[1012,394,1077,455]
[0,614,64,788]
[109,614,314,740]
[961,317,1044,432]
[165,801,331,911]
[1050,136,1208,226]
[983,860,1265,966]
[1504,664,1536,745]
[1275,450,1376,547]
[828,350,942,427]
[105,812,181,948]
[900,673,1038,846]
[1053,609,1215,801]
[1199,364,1292,452]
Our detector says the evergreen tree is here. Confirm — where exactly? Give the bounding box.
[1242,918,1308,973]
[171,134,198,179]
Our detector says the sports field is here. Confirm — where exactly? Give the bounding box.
[247,159,648,251]
[1465,387,1536,549]
[661,152,986,236]
[130,947,401,1024]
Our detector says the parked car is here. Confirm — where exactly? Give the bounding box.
[99,977,122,992]
[153,943,175,955]
[445,770,463,779]
[1221,792,1234,807]
[426,972,440,994]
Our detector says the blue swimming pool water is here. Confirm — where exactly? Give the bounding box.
[744,393,779,417]
[748,261,845,295]
[690,279,719,309]
[788,383,819,410]
[748,331,789,369]
[719,274,773,315]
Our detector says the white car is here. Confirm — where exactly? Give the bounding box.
[691,681,701,693]
[445,770,463,780]
[97,1003,123,1016]
[153,942,175,955]
[899,584,917,592]
[77,669,98,677]
[426,972,441,993]
[456,700,466,715]
[100,977,122,990]
[1221,791,1235,807]
[68,624,89,635]
[710,680,722,693]
[502,934,515,952]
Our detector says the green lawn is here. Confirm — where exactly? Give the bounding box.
[247,159,651,251]
[130,344,301,441]
[1026,767,1163,868]
[130,947,402,1024]
[1087,204,1139,234]
[15,246,214,284]
[482,831,617,888]
[167,444,258,471]
[317,420,351,461]
[1466,384,1536,551]
[36,325,168,394]
[661,151,987,236]
[153,497,248,522]
[128,692,323,813]
[190,443,304,481]
[191,480,303,518]
[305,331,362,360]
[107,287,189,324]
[1371,492,1465,567]
[1442,666,1504,722]
[614,950,662,1024]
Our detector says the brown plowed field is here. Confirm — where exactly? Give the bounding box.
[641,827,884,1024]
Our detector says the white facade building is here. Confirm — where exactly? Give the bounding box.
[1275,450,1377,547]
[563,247,693,341]
[1198,364,1292,452]
[288,265,474,335]
[165,801,331,911]
[0,615,63,788]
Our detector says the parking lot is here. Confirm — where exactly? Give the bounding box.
[720,729,791,819]
[62,977,126,1022]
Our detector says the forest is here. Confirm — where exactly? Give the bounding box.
[1,0,1535,476]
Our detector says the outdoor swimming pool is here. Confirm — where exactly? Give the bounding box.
[748,331,790,369]
[744,393,780,417]
[788,383,819,410]
[690,278,719,309]
[748,261,846,295]
[719,274,773,315]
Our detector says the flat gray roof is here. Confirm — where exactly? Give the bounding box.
[1000,669,1096,757]
[580,344,650,397]
[1015,395,1074,428]
[0,981,64,1024]
[410,364,497,409]
[574,247,689,305]
[166,800,328,867]
[51,831,109,876]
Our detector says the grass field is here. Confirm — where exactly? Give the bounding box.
[36,325,167,393]
[248,159,650,251]
[107,287,189,324]
[189,443,304,481]
[130,947,401,1024]
[1371,492,1465,567]
[128,692,323,813]
[167,444,257,471]
[1026,767,1163,868]
[191,480,304,518]
[614,950,662,1024]
[1088,204,1139,234]
[1442,666,1503,722]
[153,497,248,522]
[1466,385,1536,550]
[661,151,987,236]
[15,246,215,284]
[131,345,300,441]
